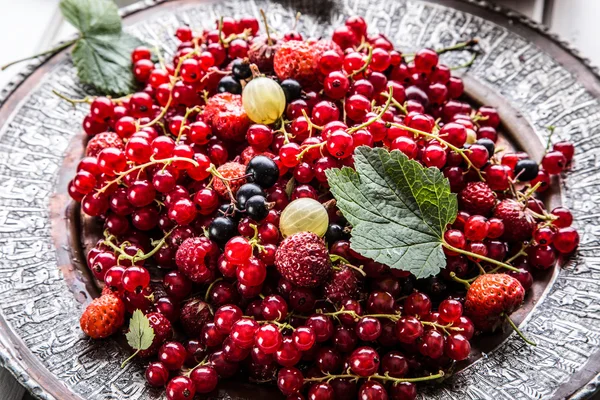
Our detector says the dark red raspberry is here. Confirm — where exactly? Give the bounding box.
[139,312,173,357]
[323,266,359,302]
[180,297,213,336]
[276,232,331,287]
[86,131,124,157]
[493,199,535,242]
[459,182,496,216]
[176,237,216,283]
[212,162,247,198]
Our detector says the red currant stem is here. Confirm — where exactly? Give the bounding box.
[300,109,324,132]
[505,243,530,264]
[51,89,92,106]
[421,320,465,336]
[139,51,196,129]
[470,114,489,123]
[1,38,78,70]
[348,86,394,134]
[250,63,263,79]
[348,45,373,79]
[103,229,175,263]
[528,209,557,222]
[304,370,445,384]
[437,38,479,55]
[389,122,485,180]
[120,348,141,369]
[217,16,225,46]
[153,45,167,70]
[449,52,478,71]
[204,277,223,303]
[97,156,199,194]
[208,164,237,203]
[448,272,471,289]
[341,263,367,277]
[544,125,556,153]
[277,118,292,144]
[329,254,351,265]
[341,98,348,125]
[503,314,537,346]
[383,93,408,115]
[443,241,520,272]
[258,319,295,331]
[200,68,231,83]
[248,223,266,253]
[222,28,253,46]
[355,36,368,52]
[259,9,273,47]
[176,106,202,144]
[296,142,325,161]
[184,356,210,377]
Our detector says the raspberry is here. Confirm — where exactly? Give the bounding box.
[464,274,525,331]
[176,237,217,283]
[275,232,331,287]
[180,297,213,336]
[248,35,282,73]
[274,41,318,86]
[323,265,359,302]
[493,199,535,242]
[79,292,125,339]
[311,39,344,70]
[459,182,496,216]
[86,131,124,157]
[212,161,247,198]
[240,146,275,165]
[201,93,250,141]
[139,312,173,357]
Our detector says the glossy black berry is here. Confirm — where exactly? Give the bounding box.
[245,195,269,221]
[217,76,242,94]
[218,203,239,221]
[280,79,302,102]
[209,217,236,245]
[514,159,539,181]
[246,156,279,189]
[236,183,264,209]
[476,138,495,157]
[232,59,252,80]
[325,224,348,244]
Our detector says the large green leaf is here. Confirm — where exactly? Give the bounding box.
[60,0,122,36]
[72,32,144,95]
[326,146,457,278]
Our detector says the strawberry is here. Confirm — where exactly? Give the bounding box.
[459,182,496,216]
[212,161,247,198]
[176,237,218,283]
[323,265,359,302]
[180,297,213,336]
[80,292,125,339]
[201,93,250,141]
[275,232,331,287]
[493,199,534,242]
[464,273,525,331]
[274,41,318,86]
[139,312,173,357]
[85,131,124,157]
[248,34,282,73]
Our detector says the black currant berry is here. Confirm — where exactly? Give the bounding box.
[217,76,242,94]
[236,183,264,209]
[218,203,239,221]
[476,138,495,157]
[514,159,539,181]
[209,217,236,245]
[325,224,348,244]
[280,79,302,102]
[245,195,269,221]
[246,156,279,189]
[231,59,252,80]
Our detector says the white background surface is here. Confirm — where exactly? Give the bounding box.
[0,0,598,399]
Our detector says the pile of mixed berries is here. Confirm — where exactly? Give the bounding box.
[68,12,579,400]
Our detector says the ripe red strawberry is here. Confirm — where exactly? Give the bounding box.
[274,41,318,86]
[176,237,217,283]
[248,34,282,73]
[464,273,525,331]
[493,199,534,242]
[80,292,125,339]
[459,182,496,216]
[323,265,359,302]
[139,312,173,357]
[201,93,250,141]
[311,39,344,69]
[276,232,331,287]
[180,297,213,336]
[86,131,124,157]
[213,161,247,198]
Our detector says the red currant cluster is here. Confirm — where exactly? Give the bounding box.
[67,10,579,400]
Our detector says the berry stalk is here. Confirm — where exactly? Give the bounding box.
[304,370,445,384]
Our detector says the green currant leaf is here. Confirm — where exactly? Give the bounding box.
[125,309,155,352]
[72,32,144,96]
[326,146,457,278]
[60,0,122,36]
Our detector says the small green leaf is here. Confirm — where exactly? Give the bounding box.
[60,0,122,36]
[125,309,155,351]
[72,32,144,95]
[326,146,457,279]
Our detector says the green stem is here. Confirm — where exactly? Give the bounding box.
[504,314,536,346]
[348,86,393,134]
[296,142,325,161]
[505,243,529,264]
[260,9,273,47]
[120,349,140,369]
[205,277,223,302]
[304,370,445,384]
[545,126,556,153]
[51,90,92,106]
[450,52,478,70]
[436,39,479,55]
[443,241,520,272]
[349,45,373,79]
[1,38,78,70]
[449,272,472,289]
[176,106,202,143]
